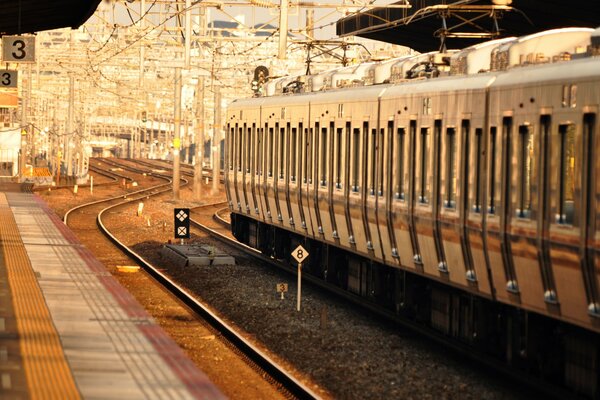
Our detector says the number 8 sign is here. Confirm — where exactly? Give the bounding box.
[292,245,309,265]
[2,36,36,63]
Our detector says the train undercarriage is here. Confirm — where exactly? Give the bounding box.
[232,212,600,399]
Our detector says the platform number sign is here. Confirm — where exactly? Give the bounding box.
[2,36,35,63]
[0,70,17,88]
[292,245,309,265]
[174,208,190,239]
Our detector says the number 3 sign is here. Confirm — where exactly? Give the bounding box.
[2,36,35,63]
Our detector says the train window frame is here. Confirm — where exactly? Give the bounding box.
[250,124,256,175]
[257,126,264,176]
[556,123,576,225]
[378,126,385,197]
[368,127,377,196]
[237,126,243,172]
[229,125,235,171]
[444,126,457,209]
[290,126,297,182]
[351,126,360,192]
[418,126,430,204]
[488,126,498,214]
[268,125,274,177]
[307,126,313,185]
[245,125,251,174]
[335,126,343,189]
[319,125,328,187]
[516,124,534,219]
[472,128,483,213]
[279,125,285,180]
[394,126,406,201]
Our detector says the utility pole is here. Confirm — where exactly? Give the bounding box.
[66,74,75,177]
[212,84,220,195]
[278,0,289,59]
[173,67,182,200]
[194,76,204,201]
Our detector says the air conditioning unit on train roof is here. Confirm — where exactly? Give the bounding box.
[389,51,457,83]
[491,27,594,70]
[330,62,375,89]
[365,55,413,85]
[450,37,516,75]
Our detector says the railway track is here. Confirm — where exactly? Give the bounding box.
[62,158,319,400]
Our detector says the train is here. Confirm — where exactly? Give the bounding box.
[225,27,600,397]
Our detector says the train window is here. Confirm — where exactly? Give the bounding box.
[557,124,576,225]
[335,127,342,189]
[307,127,313,184]
[351,127,360,192]
[419,127,430,204]
[279,126,285,179]
[290,127,297,182]
[246,125,251,174]
[344,122,351,190]
[394,127,406,200]
[517,125,534,218]
[238,126,243,172]
[445,127,457,209]
[422,97,432,115]
[562,84,578,108]
[488,127,498,214]
[378,126,386,196]
[268,126,274,177]
[369,128,377,195]
[319,125,328,186]
[472,128,483,213]
[257,127,263,176]
[250,124,256,175]
[229,125,235,170]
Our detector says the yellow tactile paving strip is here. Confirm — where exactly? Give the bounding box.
[0,193,80,399]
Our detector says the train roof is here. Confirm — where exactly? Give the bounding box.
[248,27,599,100]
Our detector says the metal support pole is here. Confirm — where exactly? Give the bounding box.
[278,0,289,59]
[66,74,75,177]
[212,85,220,195]
[173,68,182,200]
[194,77,205,200]
[185,0,192,68]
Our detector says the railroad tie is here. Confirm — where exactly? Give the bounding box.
[0,193,80,400]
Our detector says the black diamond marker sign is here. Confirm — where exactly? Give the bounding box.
[174,208,190,239]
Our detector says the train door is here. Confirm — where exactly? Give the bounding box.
[431,119,448,276]
[225,122,235,210]
[364,121,384,261]
[275,118,291,229]
[413,120,438,276]
[258,122,270,222]
[286,122,301,231]
[548,113,600,325]
[302,122,317,238]
[506,119,547,314]
[330,118,351,248]
[239,123,250,214]
[465,125,493,296]
[315,120,335,242]
[389,119,414,269]
[248,123,259,217]
[347,122,368,254]
[407,119,423,269]
[439,120,471,287]
[380,118,400,265]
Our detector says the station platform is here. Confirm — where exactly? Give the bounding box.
[0,186,225,399]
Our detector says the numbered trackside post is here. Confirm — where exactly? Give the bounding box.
[291,245,309,312]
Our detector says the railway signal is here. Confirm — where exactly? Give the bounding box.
[174,208,190,241]
[291,245,309,312]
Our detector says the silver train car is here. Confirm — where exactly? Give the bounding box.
[226,27,600,396]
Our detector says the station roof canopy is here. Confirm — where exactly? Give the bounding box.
[0,0,101,35]
[336,0,600,52]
